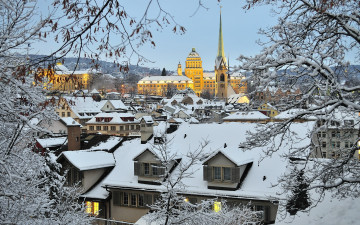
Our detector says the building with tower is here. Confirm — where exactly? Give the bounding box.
[214,10,229,101]
[138,11,247,100]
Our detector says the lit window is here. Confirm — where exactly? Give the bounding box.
[213,201,221,212]
[85,201,99,216]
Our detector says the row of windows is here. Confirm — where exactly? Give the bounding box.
[321,141,353,148]
[134,162,165,177]
[203,166,240,183]
[113,191,159,208]
[318,130,356,139]
[88,124,140,131]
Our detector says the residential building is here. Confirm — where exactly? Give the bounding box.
[62,121,313,224]
[86,112,141,137]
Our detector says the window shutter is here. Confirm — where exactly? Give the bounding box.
[203,165,208,181]
[231,167,240,183]
[113,191,121,206]
[144,194,153,206]
[203,165,213,182]
[134,161,140,176]
[264,206,270,222]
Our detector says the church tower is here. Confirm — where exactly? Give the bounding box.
[215,9,228,102]
[177,62,182,75]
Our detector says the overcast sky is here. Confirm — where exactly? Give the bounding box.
[31,0,281,71]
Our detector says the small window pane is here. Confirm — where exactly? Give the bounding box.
[214,167,221,180]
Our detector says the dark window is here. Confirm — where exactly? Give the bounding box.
[220,74,225,82]
[131,194,137,206]
[144,163,150,175]
[223,167,231,181]
[111,126,116,131]
[123,193,128,205]
[152,163,158,176]
[213,167,221,180]
[67,112,71,117]
[138,194,144,207]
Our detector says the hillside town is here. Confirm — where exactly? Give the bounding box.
[1,0,359,225]
[27,10,359,225]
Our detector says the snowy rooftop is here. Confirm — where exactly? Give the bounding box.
[100,122,314,200]
[108,100,127,109]
[141,116,154,124]
[223,111,270,120]
[37,137,67,148]
[58,150,115,171]
[60,117,81,127]
[63,97,106,118]
[86,112,138,124]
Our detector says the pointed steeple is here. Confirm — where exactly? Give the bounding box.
[215,8,227,69]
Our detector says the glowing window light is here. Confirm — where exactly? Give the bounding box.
[213,201,221,212]
[93,202,99,216]
[85,201,92,214]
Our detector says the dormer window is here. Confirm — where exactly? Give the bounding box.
[211,166,232,182]
[134,162,165,177]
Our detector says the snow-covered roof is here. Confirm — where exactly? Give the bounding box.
[62,97,106,119]
[141,116,154,124]
[108,100,127,109]
[223,111,270,120]
[188,117,199,124]
[59,150,115,171]
[37,137,67,148]
[101,122,314,200]
[87,136,123,151]
[60,117,81,127]
[86,112,139,124]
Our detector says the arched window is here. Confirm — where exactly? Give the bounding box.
[220,74,225,82]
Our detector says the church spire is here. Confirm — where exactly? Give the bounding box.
[216,8,227,69]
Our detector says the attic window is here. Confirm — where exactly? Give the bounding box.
[96,117,103,122]
[104,117,113,122]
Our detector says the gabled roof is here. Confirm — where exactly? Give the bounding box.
[58,150,115,171]
[108,100,127,109]
[60,117,81,127]
[100,122,314,200]
[62,97,106,119]
[141,116,154,124]
[223,111,270,120]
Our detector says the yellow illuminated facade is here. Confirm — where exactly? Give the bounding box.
[41,62,92,92]
[184,48,204,96]
[137,14,247,98]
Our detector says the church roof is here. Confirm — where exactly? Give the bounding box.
[215,11,227,69]
[187,48,201,58]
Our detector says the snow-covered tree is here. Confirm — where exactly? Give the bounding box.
[238,0,360,214]
[0,1,92,224]
[143,136,260,225]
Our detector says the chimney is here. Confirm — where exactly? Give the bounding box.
[140,116,154,144]
[67,120,81,150]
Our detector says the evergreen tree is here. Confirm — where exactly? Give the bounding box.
[286,170,310,215]
[161,68,167,76]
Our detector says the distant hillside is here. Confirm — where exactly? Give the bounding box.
[29,55,161,77]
